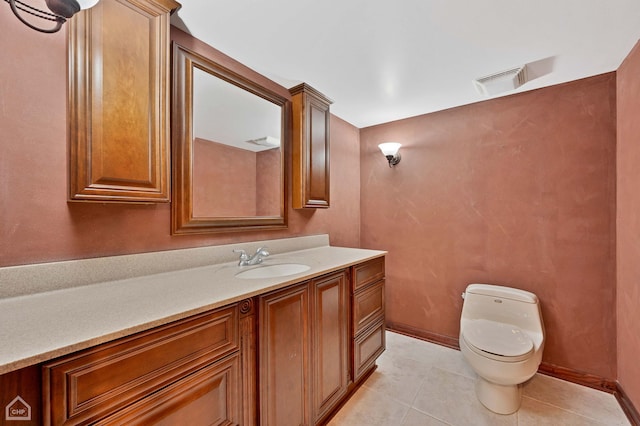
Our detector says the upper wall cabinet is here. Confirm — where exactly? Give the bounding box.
[290,84,333,209]
[68,0,180,203]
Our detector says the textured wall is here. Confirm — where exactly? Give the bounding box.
[193,139,258,217]
[256,148,282,216]
[192,139,281,217]
[360,75,617,378]
[0,15,361,267]
[617,40,640,409]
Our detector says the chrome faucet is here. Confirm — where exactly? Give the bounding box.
[233,246,270,267]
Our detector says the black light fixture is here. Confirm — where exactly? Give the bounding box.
[5,0,99,33]
[378,142,402,167]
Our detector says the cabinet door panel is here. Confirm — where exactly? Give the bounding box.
[312,271,349,422]
[96,354,242,425]
[308,101,329,203]
[259,283,311,426]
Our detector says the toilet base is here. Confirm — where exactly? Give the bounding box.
[475,377,522,415]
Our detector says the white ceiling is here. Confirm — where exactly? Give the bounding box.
[192,67,281,152]
[172,0,640,129]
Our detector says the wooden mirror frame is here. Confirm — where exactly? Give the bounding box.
[171,41,290,234]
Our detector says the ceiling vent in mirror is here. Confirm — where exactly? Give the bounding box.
[245,136,280,148]
[473,65,527,97]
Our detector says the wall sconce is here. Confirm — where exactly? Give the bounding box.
[6,0,99,33]
[378,142,402,167]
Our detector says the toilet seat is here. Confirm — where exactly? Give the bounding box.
[462,319,534,362]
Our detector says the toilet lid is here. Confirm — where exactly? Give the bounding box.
[463,319,533,359]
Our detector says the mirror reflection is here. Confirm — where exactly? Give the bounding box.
[171,41,289,234]
[192,67,282,218]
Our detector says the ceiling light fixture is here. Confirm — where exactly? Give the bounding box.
[5,0,99,33]
[378,142,402,167]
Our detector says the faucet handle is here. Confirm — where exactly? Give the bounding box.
[233,249,249,260]
[255,246,269,255]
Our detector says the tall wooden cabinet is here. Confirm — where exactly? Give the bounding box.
[68,0,179,202]
[290,83,333,209]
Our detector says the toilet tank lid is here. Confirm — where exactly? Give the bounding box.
[466,284,538,303]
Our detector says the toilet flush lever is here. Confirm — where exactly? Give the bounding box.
[461,292,465,300]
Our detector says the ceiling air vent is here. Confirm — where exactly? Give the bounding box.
[473,65,527,97]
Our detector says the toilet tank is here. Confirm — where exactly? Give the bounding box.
[461,284,544,336]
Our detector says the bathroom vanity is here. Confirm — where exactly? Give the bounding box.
[0,236,385,425]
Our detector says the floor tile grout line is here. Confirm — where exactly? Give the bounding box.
[520,395,629,426]
[359,379,415,426]
[360,377,414,410]
[397,406,410,425]
[407,366,494,426]
[408,403,458,426]
[407,375,427,408]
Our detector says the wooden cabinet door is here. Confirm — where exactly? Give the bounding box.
[259,283,311,426]
[290,83,332,209]
[95,354,242,425]
[68,0,179,202]
[311,271,350,424]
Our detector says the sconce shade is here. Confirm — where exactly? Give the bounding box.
[77,0,100,8]
[378,142,402,156]
[378,142,402,167]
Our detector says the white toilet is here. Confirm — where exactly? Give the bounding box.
[459,283,545,415]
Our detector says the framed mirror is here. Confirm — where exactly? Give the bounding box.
[172,41,289,234]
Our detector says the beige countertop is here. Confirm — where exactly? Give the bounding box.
[0,245,385,375]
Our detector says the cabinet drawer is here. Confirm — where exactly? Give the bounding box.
[353,319,386,382]
[43,305,239,425]
[95,354,242,425]
[353,257,385,291]
[353,280,385,336]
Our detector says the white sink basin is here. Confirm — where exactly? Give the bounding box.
[235,263,311,279]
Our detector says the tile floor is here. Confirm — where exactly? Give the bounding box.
[329,331,630,426]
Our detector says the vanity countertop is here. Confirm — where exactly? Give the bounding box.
[0,245,385,375]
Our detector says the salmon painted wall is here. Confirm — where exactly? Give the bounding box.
[193,139,258,217]
[256,148,282,216]
[0,13,361,267]
[360,75,617,378]
[192,139,281,217]
[617,40,640,409]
